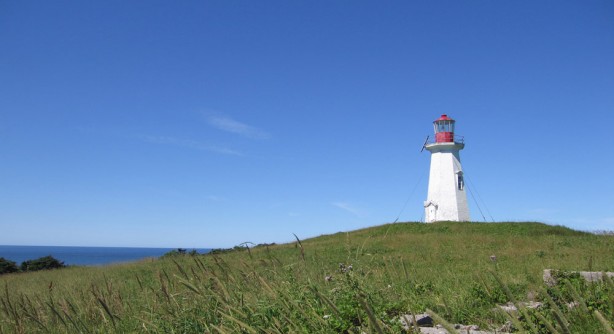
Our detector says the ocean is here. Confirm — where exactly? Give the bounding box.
[0,245,211,266]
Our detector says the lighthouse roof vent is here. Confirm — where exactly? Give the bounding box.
[435,114,454,122]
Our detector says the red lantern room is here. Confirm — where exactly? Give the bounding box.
[433,114,455,143]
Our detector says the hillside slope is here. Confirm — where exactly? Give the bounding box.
[1,222,613,333]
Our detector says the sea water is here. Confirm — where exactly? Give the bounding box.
[0,245,211,266]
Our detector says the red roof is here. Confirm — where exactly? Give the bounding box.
[435,114,454,122]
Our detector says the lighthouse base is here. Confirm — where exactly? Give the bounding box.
[423,200,469,223]
[424,143,470,223]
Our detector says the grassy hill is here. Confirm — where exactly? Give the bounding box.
[1,222,613,333]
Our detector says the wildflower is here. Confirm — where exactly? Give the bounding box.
[338,263,352,273]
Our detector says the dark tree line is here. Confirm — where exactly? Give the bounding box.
[0,255,65,275]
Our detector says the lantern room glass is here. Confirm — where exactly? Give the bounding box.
[433,119,456,143]
[433,120,455,133]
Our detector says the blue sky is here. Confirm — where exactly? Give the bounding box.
[1,1,613,248]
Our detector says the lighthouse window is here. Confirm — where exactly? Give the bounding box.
[457,173,464,190]
[436,122,449,133]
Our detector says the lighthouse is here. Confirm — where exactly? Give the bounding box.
[423,114,470,222]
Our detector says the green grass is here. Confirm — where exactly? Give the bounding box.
[1,222,613,333]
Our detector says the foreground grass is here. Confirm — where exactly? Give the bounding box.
[1,222,613,333]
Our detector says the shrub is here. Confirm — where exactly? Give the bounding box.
[20,255,65,272]
[161,248,200,258]
[0,257,19,275]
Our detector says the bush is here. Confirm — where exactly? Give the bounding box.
[161,248,200,258]
[0,257,19,275]
[209,245,248,255]
[20,255,65,272]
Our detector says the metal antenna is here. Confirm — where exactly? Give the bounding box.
[420,136,429,152]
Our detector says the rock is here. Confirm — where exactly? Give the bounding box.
[496,301,542,313]
[579,271,614,282]
[417,328,448,334]
[566,301,579,309]
[543,269,556,286]
[497,302,517,312]
[543,269,614,286]
[498,321,512,332]
[417,327,508,334]
[399,313,433,329]
[400,314,504,334]
[456,324,480,331]
[526,301,543,309]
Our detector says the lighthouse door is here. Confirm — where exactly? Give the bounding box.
[424,201,438,222]
[428,205,437,222]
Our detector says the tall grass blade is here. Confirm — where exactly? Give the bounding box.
[426,308,459,334]
[46,300,68,328]
[172,259,190,280]
[67,299,90,333]
[563,280,590,314]
[135,274,143,290]
[602,273,614,313]
[2,284,20,329]
[401,258,409,280]
[21,307,48,331]
[594,310,614,334]
[534,311,560,334]
[310,287,341,316]
[239,242,253,260]
[552,310,571,334]
[358,294,384,334]
[96,297,118,328]
[293,233,305,262]
[356,236,370,259]
[495,305,526,333]
[490,271,537,332]
[541,288,570,334]
[178,277,202,295]
[210,324,232,334]
[218,310,258,334]
[490,271,516,304]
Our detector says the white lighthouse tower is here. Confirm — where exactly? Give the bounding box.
[423,114,470,222]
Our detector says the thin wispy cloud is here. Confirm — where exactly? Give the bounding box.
[332,201,365,218]
[136,134,243,156]
[206,115,270,139]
